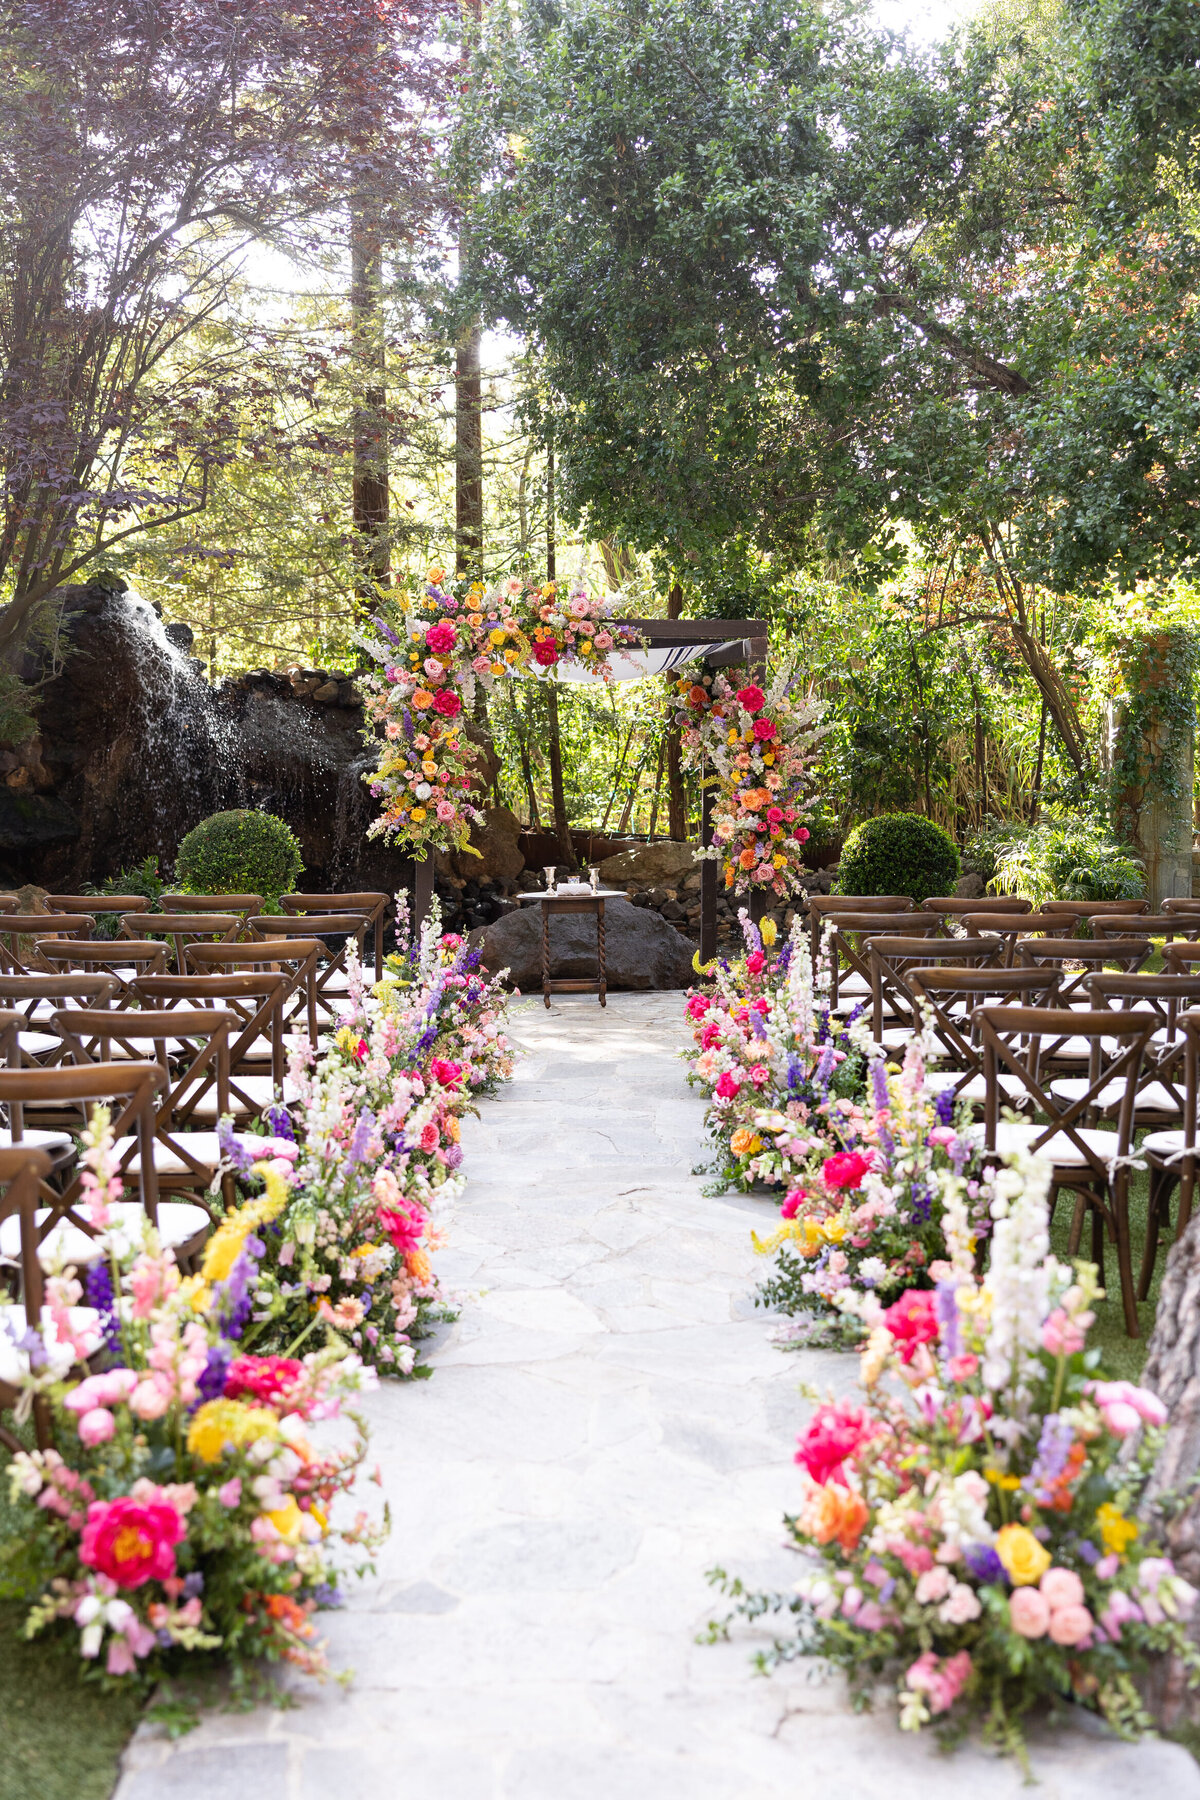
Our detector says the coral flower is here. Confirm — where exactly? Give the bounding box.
[801,1480,870,1552]
[80,1495,187,1590]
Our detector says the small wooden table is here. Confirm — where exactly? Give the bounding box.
[511,889,626,1008]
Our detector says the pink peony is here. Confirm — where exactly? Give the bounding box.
[78,1407,116,1446]
[736,684,766,713]
[745,950,765,976]
[432,689,462,719]
[424,621,456,654]
[1088,1380,1168,1435]
[1040,1567,1085,1611]
[822,1150,873,1191]
[686,994,711,1020]
[1009,1587,1050,1638]
[881,1289,940,1364]
[714,1071,741,1100]
[781,1188,806,1221]
[431,1057,463,1087]
[752,717,777,741]
[80,1495,187,1589]
[795,1399,877,1487]
[1048,1603,1094,1647]
[532,640,559,667]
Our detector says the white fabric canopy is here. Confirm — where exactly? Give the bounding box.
[547,642,747,683]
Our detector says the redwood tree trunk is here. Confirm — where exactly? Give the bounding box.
[350,190,389,604]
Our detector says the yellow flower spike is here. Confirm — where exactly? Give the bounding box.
[179,1273,210,1313]
[760,918,778,947]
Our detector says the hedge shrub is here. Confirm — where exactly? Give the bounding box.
[174,810,302,901]
[836,811,959,904]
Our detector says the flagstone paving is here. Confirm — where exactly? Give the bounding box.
[115,993,1200,1800]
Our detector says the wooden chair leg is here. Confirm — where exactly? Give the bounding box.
[1067,1188,1088,1256]
[1138,1166,1173,1300]
[1176,1158,1196,1241]
[1113,1176,1140,1338]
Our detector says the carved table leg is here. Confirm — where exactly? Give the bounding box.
[597,900,606,1007]
[542,900,551,1008]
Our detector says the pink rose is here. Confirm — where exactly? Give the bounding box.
[822,1150,873,1190]
[1040,1567,1085,1611]
[594,631,613,650]
[129,1378,170,1422]
[781,1188,806,1220]
[940,1582,982,1625]
[217,1477,242,1509]
[1048,1604,1094,1647]
[436,800,456,822]
[1009,1587,1050,1638]
[714,1071,741,1100]
[946,1353,979,1382]
[78,1407,116,1446]
[745,950,765,975]
[686,994,711,1020]
[1088,1380,1168,1434]
[915,1565,953,1604]
[1041,1306,1088,1357]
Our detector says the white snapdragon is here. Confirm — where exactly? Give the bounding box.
[980,1151,1053,1402]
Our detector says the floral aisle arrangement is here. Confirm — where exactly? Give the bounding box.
[224,901,515,1379]
[2,1114,384,1694]
[673,665,827,901]
[710,1151,1198,1758]
[683,914,985,1343]
[683,913,862,1193]
[358,562,642,854]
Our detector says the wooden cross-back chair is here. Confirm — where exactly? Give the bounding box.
[133,972,292,1122]
[979,1004,1155,1336]
[908,966,1064,1106]
[38,937,169,1000]
[0,1147,66,1451]
[1015,936,1152,1008]
[1064,972,1200,1131]
[807,895,912,983]
[0,896,19,913]
[123,913,244,974]
[1088,912,1196,943]
[0,914,95,974]
[960,911,1076,967]
[186,939,323,1045]
[823,910,940,1011]
[1163,899,1200,919]
[867,933,1003,1047]
[53,1009,235,1213]
[159,893,264,921]
[248,915,368,1027]
[45,894,151,916]
[1138,1007,1200,1303]
[280,892,390,981]
[0,974,118,1070]
[0,1061,167,1261]
[922,896,1032,920]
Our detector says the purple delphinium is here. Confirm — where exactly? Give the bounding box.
[85,1260,122,1355]
[1029,1412,1074,1503]
[933,1280,960,1358]
[963,1543,1007,1585]
[217,1116,258,1176]
[266,1105,295,1143]
[816,1038,835,1091]
[196,1342,233,1403]
[212,1243,261,1340]
[777,938,793,975]
[372,614,401,648]
[910,1182,933,1224]
[344,1109,376,1176]
[872,1059,890,1114]
[934,1088,956,1126]
[750,1009,769,1042]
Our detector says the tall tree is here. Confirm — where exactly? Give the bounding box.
[0,0,441,662]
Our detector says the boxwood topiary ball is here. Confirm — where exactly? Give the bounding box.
[175,809,303,901]
[836,812,960,904]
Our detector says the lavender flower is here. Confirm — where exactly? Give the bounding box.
[372,614,401,647]
[750,1009,769,1041]
[344,1109,376,1176]
[910,1182,933,1224]
[934,1279,960,1358]
[196,1342,232,1403]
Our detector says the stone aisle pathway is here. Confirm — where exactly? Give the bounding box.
[118,995,1200,1800]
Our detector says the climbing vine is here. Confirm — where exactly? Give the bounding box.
[1101,617,1200,850]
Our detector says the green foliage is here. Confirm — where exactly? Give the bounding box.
[836,811,960,903]
[174,810,302,901]
[82,856,166,940]
[0,667,38,750]
[1100,616,1200,850]
[981,818,1145,906]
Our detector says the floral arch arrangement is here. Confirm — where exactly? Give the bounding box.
[673,665,828,901]
[358,564,643,856]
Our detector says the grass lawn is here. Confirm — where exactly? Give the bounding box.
[0,1451,143,1800]
[1047,1159,1161,1381]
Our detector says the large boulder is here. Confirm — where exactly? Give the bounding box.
[470,897,695,990]
[597,840,698,887]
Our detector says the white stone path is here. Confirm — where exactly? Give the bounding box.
[117,994,1200,1800]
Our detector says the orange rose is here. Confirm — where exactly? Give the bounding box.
[427,565,445,584]
[802,1482,870,1553]
[738,847,757,870]
[405,1249,432,1284]
[412,689,433,710]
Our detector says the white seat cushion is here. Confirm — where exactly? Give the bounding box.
[1143,1129,1194,1161]
[113,1131,225,1176]
[17,1031,61,1056]
[184,1076,299,1117]
[1050,1077,1183,1115]
[989,1119,1122,1168]
[0,1200,210,1265]
[0,1302,101,1385]
[0,1127,73,1153]
[926,1070,1029,1104]
[834,974,872,998]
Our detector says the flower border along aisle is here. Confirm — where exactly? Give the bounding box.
[684,914,986,1338]
[242,899,516,1379]
[709,1152,1199,1759]
[0,900,516,1698]
[357,562,644,856]
[672,664,827,902]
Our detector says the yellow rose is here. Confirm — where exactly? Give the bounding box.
[762,751,775,765]
[421,759,438,777]
[820,1215,847,1244]
[489,627,506,645]
[188,1399,278,1464]
[411,807,427,822]
[580,639,593,655]
[1096,1502,1139,1557]
[995,1523,1052,1586]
